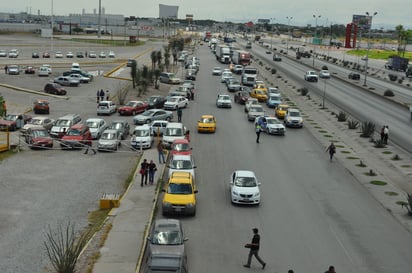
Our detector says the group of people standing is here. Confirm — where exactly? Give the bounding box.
[139,158,157,186]
[96,89,110,103]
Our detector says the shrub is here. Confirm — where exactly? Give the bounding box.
[322,65,328,70]
[400,193,412,216]
[398,78,403,84]
[384,89,394,97]
[298,87,309,96]
[374,139,386,148]
[336,111,347,122]
[347,119,359,129]
[388,74,398,81]
[271,68,277,74]
[360,121,375,138]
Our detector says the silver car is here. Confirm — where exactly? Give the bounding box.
[97,129,121,152]
[133,109,173,125]
[86,118,107,139]
[53,76,80,87]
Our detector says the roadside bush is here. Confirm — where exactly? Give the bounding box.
[298,87,309,96]
[271,68,277,74]
[384,89,395,97]
[400,193,412,216]
[360,121,376,138]
[388,74,398,81]
[336,111,347,122]
[322,65,328,70]
[398,78,403,84]
[347,119,359,129]
[374,139,386,148]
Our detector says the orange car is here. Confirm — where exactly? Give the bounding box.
[33,99,50,114]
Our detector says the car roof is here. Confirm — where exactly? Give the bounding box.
[172,138,189,144]
[133,124,151,129]
[86,118,105,122]
[102,129,118,134]
[235,170,256,177]
[31,116,50,120]
[171,154,192,160]
[200,114,215,119]
[153,218,181,229]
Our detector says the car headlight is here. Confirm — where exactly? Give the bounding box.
[232,190,239,196]
[254,192,260,197]
[186,203,194,208]
[163,202,171,207]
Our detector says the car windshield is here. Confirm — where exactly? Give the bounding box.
[151,230,182,245]
[289,111,301,117]
[30,119,43,125]
[147,97,158,103]
[267,119,280,124]
[278,106,289,111]
[125,101,137,107]
[142,110,155,117]
[165,128,183,136]
[234,177,257,187]
[66,129,81,136]
[167,183,193,194]
[250,107,263,112]
[55,119,70,126]
[32,130,49,137]
[134,129,149,137]
[101,132,116,140]
[87,122,99,128]
[4,115,20,121]
[109,122,124,130]
[269,95,281,100]
[173,143,190,151]
[170,160,192,169]
[201,117,214,123]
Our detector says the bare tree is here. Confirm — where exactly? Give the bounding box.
[44,222,92,273]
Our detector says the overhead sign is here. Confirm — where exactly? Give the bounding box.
[352,15,372,30]
[159,4,178,19]
[186,14,193,22]
[258,19,270,24]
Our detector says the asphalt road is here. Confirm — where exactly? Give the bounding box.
[160,43,412,273]
[0,35,163,273]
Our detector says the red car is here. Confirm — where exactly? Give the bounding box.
[24,66,36,74]
[44,83,67,96]
[118,100,148,116]
[25,126,53,149]
[170,138,192,156]
[0,113,32,131]
[60,123,92,149]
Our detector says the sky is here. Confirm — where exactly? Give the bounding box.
[3,0,411,29]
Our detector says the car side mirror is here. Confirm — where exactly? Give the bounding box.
[161,189,166,192]
[194,190,198,194]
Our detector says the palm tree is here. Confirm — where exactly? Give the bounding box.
[163,46,171,71]
[395,25,404,54]
[150,51,157,72]
[156,50,162,69]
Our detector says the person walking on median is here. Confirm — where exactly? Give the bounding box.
[148,160,157,185]
[380,125,385,142]
[140,159,149,186]
[157,141,166,164]
[106,90,110,100]
[99,89,105,102]
[96,90,100,103]
[326,142,336,162]
[255,123,262,143]
[177,107,182,122]
[243,228,266,269]
[383,125,389,145]
[4,65,8,74]
[324,265,336,273]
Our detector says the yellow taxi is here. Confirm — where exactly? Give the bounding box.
[254,82,267,93]
[197,114,217,133]
[275,104,290,119]
[162,172,198,216]
[249,88,268,102]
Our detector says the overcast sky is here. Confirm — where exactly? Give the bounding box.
[4,0,411,29]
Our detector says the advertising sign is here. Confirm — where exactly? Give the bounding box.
[352,15,372,30]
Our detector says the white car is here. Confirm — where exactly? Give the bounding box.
[221,71,233,83]
[55,51,63,58]
[167,154,196,179]
[244,98,259,113]
[67,73,90,83]
[131,125,153,149]
[88,51,97,58]
[319,70,331,79]
[8,49,19,58]
[97,129,121,152]
[304,71,319,82]
[97,100,117,115]
[38,66,50,77]
[7,65,19,75]
[150,120,169,136]
[66,51,74,58]
[163,96,189,110]
[230,170,261,205]
[247,105,264,121]
[267,87,280,95]
[216,94,232,108]
[212,67,222,75]
[108,51,115,58]
[99,51,106,58]
[255,116,285,135]
[42,64,52,74]
[0,49,7,57]
[284,108,303,128]
[86,118,107,139]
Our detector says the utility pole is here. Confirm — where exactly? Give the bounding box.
[363,12,378,86]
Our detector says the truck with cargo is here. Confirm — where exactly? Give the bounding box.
[385,56,409,72]
[215,44,231,64]
[406,65,412,78]
[241,66,258,86]
[232,50,251,66]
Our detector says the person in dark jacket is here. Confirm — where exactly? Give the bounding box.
[140,159,148,186]
[148,160,157,185]
[244,228,266,269]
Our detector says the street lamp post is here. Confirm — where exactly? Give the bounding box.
[363,11,377,86]
[322,78,327,109]
[50,0,54,52]
[312,14,321,67]
[286,16,293,55]
[98,0,102,38]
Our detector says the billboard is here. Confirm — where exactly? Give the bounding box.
[159,4,179,19]
[258,19,270,24]
[352,15,372,30]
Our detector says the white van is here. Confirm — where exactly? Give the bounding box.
[131,125,153,149]
[162,122,186,148]
[71,62,81,71]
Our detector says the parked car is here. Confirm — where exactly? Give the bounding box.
[0,49,7,57]
[108,120,130,140]
[44,83,67,95]
[167,154,196,179]
[97,129,121,152]
[255,116,285,135]
[126,59,136,67]
[8,49,19,58]
[33,99,50,114]
[31,52,40,58]
[230,170,261,205]
[7,65,19,75]
[171,138,192,156]
[145,95,167,109]
[60,123,92,149]
[108,51,115,58]
[216,94,232,108]
[24,126,53,149]
[55,51,63,58]
[150,120,169,137]
[38,66,50,77]
[42,52,50,58]
[66,51,74,58]
[133,109,173,125]
[99,51,106,58]
[164,96,189,110]
[62,70,93,81]
[162,122,187,149]
[86,118,107,139]
[97,100,117,115]
[21,116,54,135]
[67,73,90,83]
[88,51,97,58]
[185,69,196,80]
[146,219,187,260]
[348,72,360,80]
[319,70,331,79]
[76,51,84,58]
[197,115,217,133]
[49,114,82,138]
[212,67,223,75]
[0,113,31,131]
[234,90,250,105]
[53,76,80,87]
[118,101,148,116]
[24,66,35,74]
[42,64,52,74]
[131,125,154,149]
[159,72,181,84]
[284,108,303,128]
[162,171,198,216]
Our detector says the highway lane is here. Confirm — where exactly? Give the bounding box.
[238,38,412,153]
[175,43,412,273]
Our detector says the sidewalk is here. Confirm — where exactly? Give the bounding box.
[91,147,166,273]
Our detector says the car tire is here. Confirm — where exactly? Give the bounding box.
[166,117,171,121]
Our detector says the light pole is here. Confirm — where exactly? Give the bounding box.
[312,14,321,67]
[98,0,102,38]
[286,16,292,55]
[322,78,328,109]
[363,11,377,86]
[270,18,275,50]
[50,0,54,52]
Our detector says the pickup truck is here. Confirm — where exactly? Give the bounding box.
[304,71,319,82]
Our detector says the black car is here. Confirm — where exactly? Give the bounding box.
[76,52,84,58]
[273,54,282,61]
[348,72,360,80]
[44,83,67,96]
[145,95,167,109]
[127,59,136,67]
[32,52,39,58]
